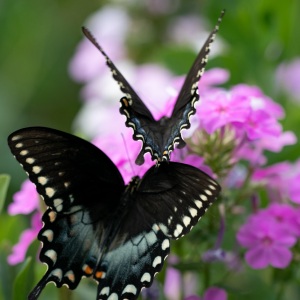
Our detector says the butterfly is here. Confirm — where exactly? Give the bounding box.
[8,127,221,300]
[82,10,225,166]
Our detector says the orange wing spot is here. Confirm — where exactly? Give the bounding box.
[95,271,105,279]
[121,97,129,107]
[163,150,168,155]
[48,211,57,222]
[66,272,75,283]
[83,264,93,275]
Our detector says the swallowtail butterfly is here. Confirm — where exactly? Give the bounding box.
[82,10,225,165]
[8,127,221,300]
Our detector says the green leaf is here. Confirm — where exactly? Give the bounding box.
[12,257,34,300]
[0,174,10,215]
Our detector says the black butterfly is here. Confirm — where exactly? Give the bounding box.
[82,10,225,165]
[8,127,221,300]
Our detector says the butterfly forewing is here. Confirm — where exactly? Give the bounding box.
[8,127,125,215]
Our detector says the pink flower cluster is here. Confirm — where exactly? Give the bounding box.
[237,203,300,269]
[197,84,296,167]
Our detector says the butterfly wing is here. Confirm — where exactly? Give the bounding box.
[8,127,125,215]
[82,27,155,121]
[164,10,225,154]
[94,162,221,299]
[8,127,127,299]
[82,27,162,166]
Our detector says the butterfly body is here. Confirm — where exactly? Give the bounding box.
[82,10,224,165]
[8,127,221,300]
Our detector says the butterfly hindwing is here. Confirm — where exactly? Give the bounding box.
[96,226,170,300]
[8,127,125,215]
[28,207,107,299]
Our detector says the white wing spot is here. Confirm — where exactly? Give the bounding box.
[205,189,213,196]
[46,187,55,198]
[200,194,208,201]
[15,143,23,148]
[54,198,63,211]
[135,134,145,142]
[161,239,170,250]
[189,207,198,218]
[26,157,35,164]
[174,224,183,237]
[20,150,28,156]
[107,293,118,300]
[38,176,48,185]
[183,216,191,227]
[195,200,203,209]
[152,256,162,268]
[42,229,54,242]
[209,184,216,190]
[33,166,42,174]
[141,272,151,283]
[100,287,110,296]
[51,269,63,281]
[44,249,57,264]
[122,284,137,295]
[11,135,21,141]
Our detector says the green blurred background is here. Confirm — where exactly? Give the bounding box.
[1,0,300,299]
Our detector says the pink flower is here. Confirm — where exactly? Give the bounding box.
[259,203,300,237]
[8,179,39,215]
[197,90,250,134]
[7,212,42,265]
[237,213,296,269]
[231,84,284,119]
[240,109,282,140]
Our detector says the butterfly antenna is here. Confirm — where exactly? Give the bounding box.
[121,133,136,177]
